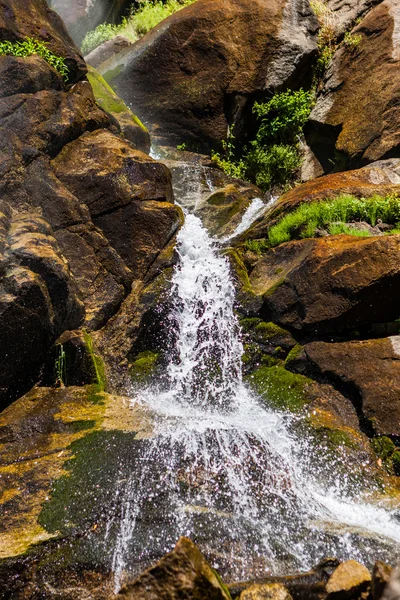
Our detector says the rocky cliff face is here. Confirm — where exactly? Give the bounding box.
[1,0,400,597]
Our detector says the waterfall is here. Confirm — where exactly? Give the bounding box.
[110,179,400,592]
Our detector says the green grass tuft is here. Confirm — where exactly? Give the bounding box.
[268,193,400,247]
[0,37,69,80]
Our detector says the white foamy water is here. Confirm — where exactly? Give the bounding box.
[110,199,400,592]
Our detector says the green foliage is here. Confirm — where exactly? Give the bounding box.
[81,23,120,54]
[268,194,400,247]
[252,89,314,145]
[212,89,314,191]
[83,331,106,391]
[343,31,362,50]
[327,222,371,237]
[81,0,196,55]
[0,37,69,80]
[176,142,187,150]
[55,344,67,386]
[243,238,270,254]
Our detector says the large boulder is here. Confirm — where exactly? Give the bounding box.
[52,129,181,280]
[48,0,134,45]
[102,0,318,150]
[306,0,400,173]
[300,336,400,437]
[0,203,84,409]
[117,537,230,599]
[0,0,181,382]
[0,384,153,597]
[0,0,86,83]
[249,234,400,337]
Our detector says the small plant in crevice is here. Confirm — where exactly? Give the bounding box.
[310,0,338,79]
[343,31,363,50]
[0,38,69,80]
[55,344,67,387]
[212,89,314,192]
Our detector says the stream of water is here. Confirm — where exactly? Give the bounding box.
[110,177,400,591]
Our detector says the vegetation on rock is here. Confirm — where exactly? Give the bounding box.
[244,194,400,252]
[81,0,196,55]
[212,89,314,191]
[0,38,69,79]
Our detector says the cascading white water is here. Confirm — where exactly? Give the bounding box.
[110,180,400,591]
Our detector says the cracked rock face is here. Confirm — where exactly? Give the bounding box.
[0,0,181,400]
[0,203,84,409]
[101,0,318,150]
[307,0,400,172]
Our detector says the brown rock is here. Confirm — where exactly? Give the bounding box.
[116,537,230,599]
[381,565,400,600]
[240,583,293,600]
[307,1,400,172]
[0,54,63,99]
[302,337,400,437]
[372,561,392,600]
[52,129,180,279]
[0,0,86,84]
[249,235,400,336]
[325,560,371,599]
[324,0,381,34]
[255,160,400,234]
[103,0,318,150]
[0,204,84,410]
[85,35,134,69]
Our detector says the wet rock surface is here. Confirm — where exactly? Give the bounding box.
[117,537,231,600]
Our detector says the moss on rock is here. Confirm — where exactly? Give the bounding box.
[245,365,312,413]
[130,351,159,383]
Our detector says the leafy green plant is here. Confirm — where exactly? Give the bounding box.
[55,344,67,386]
[176,142,187,151]
[212,89,314,191]
[81,0,196,55]
[0,38,69,80]
[343,31,362,50]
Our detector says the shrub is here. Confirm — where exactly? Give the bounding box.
[81,0,196,55]
[0,37,69,80]
[212,89,314,191]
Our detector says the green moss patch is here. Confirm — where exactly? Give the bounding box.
[130,351,159,383]
[87,66,148,131]
[39,430,139,534]
[246,366,311,413]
